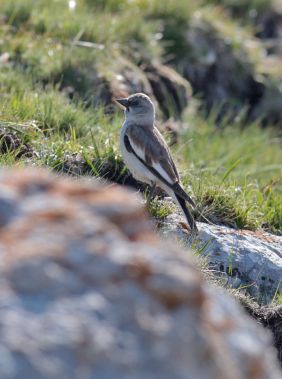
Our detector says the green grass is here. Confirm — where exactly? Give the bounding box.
[0,66,122,177]
[1,73,280,233]
[0,0,281,234]
[146,197,174,220]
[177,114,282,232]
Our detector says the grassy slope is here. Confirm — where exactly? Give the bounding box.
[0,0,281,234]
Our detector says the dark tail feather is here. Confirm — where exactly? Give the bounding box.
[175,193,198,232]
[172,182,196,208]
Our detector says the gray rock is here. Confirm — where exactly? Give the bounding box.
[161,213,282,304]
[0,168,280,379]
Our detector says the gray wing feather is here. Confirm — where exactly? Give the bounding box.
[125,124,196,208]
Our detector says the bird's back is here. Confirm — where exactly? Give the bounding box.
[126,123,180,185]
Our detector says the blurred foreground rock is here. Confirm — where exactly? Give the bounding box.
[161,214,282,304]
[0,168,280,379]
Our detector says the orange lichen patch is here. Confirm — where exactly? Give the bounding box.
[1,169,53,189]
[178,221,192,233]
[28,209,72,222]
[151,285,205,310]
[240,230,280,244]
[0,168,144,215]
[124,226,157,243]
[79,188,140,208]
[126,258,153,283]
[0,216,81,265]
[52,179,136,204]
[0,168,160,268]
[247,357,265,379]
[2,238,67,265]
[201,322,244,379]
[200,297,238,333]
[86,240,112,256]
[218,228,280,244]
[49,178,99,195]
[146,266,206,310]
[205,315,236,333]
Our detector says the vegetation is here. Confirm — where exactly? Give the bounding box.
[0,0,281,234]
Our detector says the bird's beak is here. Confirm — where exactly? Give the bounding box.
[115,98,129,109]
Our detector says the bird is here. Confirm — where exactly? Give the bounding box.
[116,93,198,233]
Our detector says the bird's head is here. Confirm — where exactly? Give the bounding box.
[115,93,155,125]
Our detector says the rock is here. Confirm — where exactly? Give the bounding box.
[161,213,282,304]
[0,128,33,158]
[0,168,280,379]
[53,63,112,108]
[111,58,192,120]
[46,58,150,114]
[251,80,282,127]
[142,61,192,120]
[52,55,191,121]
[252,7,282,127]
[109,57,160,117]
[163,18,265,121]
[256,10,282,55]
[109,57,155,106]
[160,14,282,127]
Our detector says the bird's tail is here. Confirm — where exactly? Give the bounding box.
[174,193,198,233]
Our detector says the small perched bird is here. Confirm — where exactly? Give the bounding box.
[116,93,198,233]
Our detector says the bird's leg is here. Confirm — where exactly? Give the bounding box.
[146,182,157,203]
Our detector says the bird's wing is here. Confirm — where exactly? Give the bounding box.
[124,124,196,207]
[125,124,178,183]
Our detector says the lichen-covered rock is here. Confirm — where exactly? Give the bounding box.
[0,168,280,379]
[161,213,282,304]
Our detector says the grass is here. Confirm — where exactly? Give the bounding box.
[177,113,282,232]
[1,76,280,233]
[146,197,174,220]
[0,0,281,234]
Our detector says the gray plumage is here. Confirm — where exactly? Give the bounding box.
[116,93,198,232]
